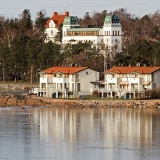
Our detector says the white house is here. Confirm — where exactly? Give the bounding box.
[62,14,122,52]
[99,66,160,98]
[32,66,99,98]
[45,12,69,43]
[62,14,122,70]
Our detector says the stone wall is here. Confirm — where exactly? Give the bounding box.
[0,96,160,108]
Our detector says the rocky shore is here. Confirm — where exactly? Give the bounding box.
[0,95,160,108]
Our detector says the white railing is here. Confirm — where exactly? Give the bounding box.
[31,88,47,92]
[50,88,73,92]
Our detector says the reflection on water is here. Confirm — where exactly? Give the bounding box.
[0,107,160,160]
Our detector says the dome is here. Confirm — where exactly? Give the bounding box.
[104,15,120,24]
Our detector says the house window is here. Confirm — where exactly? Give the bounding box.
[131,83,138,90]
[101,39,103,42]
[108,74,113,78]
[59,74,62,78]
[41,83,46,88]
[113,31,114,35]
[75,74,79,79]
[153,83,156,88]
[64,74,69,78]
[50,30,53,35]
[54,74,56,77]
[109,83,115,89]
[86,72,88,75]
[77,83,81,91]
[72,83,74,91]
[152,74,154,81]
[130,74,135,78]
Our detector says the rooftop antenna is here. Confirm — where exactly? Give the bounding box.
[71,4,72,16]
[111,3,113,15]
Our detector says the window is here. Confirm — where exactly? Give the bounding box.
[50,30,53,35]
[101,39,103,42]
[59,74,62,78]
[72,83,74,91]
[41,83,46,88]
[76,74,79,78]
[108,74,113,78]
[130,74,135,78]
[54,74,56,77]
[152,74,154,81]
[64,74,69,78]
[153,83,156,88]
[86,72,88,75]
[77,83,81,91]
[131,83,138,90]
[113,31,114,35]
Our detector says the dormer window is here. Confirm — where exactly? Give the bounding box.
[130,73,135,78]
[59,74,62,78]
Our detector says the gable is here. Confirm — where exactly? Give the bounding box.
[49,20,56,28]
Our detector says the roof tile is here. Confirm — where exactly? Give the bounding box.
[104,66,160,74]
[44,66,88,74]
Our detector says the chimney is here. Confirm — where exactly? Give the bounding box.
[65,12,69,16]
[54,12,57,16]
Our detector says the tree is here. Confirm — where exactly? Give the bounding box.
[54,23,63,43]
[128,40,154,66]
[34,10,49,41]
[19,9,33,34]
[25,37,43,84]
[38,41,61,70]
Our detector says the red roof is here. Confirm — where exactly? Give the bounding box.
[104,66,160,74]
[44,66,88,74]
[45,12,69,28]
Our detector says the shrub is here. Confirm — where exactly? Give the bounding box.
[92,90,99,98]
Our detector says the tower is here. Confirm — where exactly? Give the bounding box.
[103,14,122,70]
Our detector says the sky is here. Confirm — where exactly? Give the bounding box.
[0,0,160,20]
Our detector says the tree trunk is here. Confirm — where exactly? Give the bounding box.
[30,64,33,85]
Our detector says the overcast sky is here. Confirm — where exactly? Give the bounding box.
[0,0,160,20]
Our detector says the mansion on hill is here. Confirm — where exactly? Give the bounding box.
[45,12,122,69]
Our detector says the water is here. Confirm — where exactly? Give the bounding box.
[0,107,160,160]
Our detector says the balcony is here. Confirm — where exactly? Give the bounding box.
[72,77,79,82]
[50,88,73,93]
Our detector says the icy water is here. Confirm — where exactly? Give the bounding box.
[0,107,160,160]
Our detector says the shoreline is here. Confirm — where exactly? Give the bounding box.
[0,96,160,108]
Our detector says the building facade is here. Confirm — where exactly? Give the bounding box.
[62,15,122,51]
[99,66,160,98]
[31,66,99,98]
[45,12,69,43]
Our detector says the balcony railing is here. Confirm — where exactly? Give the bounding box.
[50,88,73,92]
[72,77,79,82]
